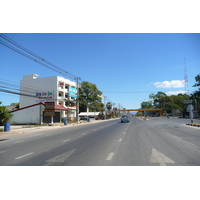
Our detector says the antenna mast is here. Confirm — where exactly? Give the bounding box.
[184,58,189,95]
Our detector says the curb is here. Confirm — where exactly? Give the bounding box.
[185,123,200,128]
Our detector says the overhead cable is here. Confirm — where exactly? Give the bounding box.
[0,34,77,80]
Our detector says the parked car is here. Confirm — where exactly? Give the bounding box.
[121,115,129,123]
[79,116,88,121]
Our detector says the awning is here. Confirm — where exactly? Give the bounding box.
[55,104,68,110]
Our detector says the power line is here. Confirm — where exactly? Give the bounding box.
[0,34,116,110]
[0,39,74,79]
[0,34,78,80]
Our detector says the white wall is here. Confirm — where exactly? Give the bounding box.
[20,74,58,108]
[8,104,44,125]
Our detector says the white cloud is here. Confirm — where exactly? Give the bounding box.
[154,80,185,88]
[166,90,186,95]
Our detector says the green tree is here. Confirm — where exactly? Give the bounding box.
[106,102,112,111]
[154,92,168,108]
[193,73,200,87]
[79,81,103,112]
[147,92,190,117]
[10,102,19,109]
[0,102,12,125]
[192,73,200,116]
[141,101,153,109]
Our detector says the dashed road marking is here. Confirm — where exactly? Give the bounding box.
[123,132,126,134]
[62,139,70,143]
[0,150,7,154]
[15,152,34,160]
[106,152,114,161]
[118,138,122,142]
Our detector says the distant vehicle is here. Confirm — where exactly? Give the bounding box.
[121,115,129,123]
[79,116,88,121]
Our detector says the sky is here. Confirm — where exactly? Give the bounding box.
[0,33,200,108]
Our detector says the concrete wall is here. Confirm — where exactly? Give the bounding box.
[20,74,58,108]
[8,104,44,125]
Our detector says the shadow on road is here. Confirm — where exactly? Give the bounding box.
[0,139,9,142]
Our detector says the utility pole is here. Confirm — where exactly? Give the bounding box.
[104,95,106,120]
[76,77,81,123]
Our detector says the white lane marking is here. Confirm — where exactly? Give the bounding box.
[118,138,122,142]
[46,149,76,163]
[106,152,114,161]
[15,152,34,160]
[62,139,70,143]
[13,140,24,144]
[94,129,97,131]
[149,148,175,166]
[82,133,87,135]
[0,150,7,154]
[123,132,126,134]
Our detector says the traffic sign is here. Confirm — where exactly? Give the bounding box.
[186,104,194,112]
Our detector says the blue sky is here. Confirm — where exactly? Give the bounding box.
[1,33,200,109]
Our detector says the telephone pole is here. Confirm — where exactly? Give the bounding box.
[104,95,106,120]
[76,77,81,123]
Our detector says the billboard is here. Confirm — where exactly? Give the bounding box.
[69,87,77,98]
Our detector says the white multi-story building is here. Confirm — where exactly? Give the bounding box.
[19,74,77,122]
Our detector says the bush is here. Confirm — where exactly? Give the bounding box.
[0,102,12,125]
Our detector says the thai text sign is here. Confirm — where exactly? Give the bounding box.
[69,87,77,98]
[36,91,53,102]
[36,91,53,98]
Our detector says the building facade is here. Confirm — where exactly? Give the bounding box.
[20,74,77,121]
[8,102,70,124]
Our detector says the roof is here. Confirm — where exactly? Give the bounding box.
[55,104,68,110]
[5,105,18,111]
[9,102,68,113]
[9,102,44,113]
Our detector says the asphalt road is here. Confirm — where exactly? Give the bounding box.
[0,117,200,166]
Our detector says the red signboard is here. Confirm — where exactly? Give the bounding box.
[59,82,64,86]
[44,102,55,116]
